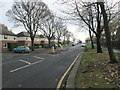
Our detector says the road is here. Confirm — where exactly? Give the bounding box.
[2,45,84,88]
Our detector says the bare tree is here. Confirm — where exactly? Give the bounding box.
[65,31,72,44]
[6,0,50,51]
[57,0,103,52]
[74,1,103,53]
[98,1,118,63]
[57,0,120,53]
[62,27,68,44]
[109,18,120,40]
[40,14,56,47]
[54,19,66,46]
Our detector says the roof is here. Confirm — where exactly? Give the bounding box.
[0,24,16,36]
[51,35,56,40]
[17,32,30,37]
[39,34,46,38]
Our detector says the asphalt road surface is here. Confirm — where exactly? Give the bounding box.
[2,45,84,88]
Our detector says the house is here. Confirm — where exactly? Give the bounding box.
[39,35,48,44]
[17,32,48,46]
[85,37,96,45]
[0,24,17,52]
[0,24,58,52]
[17,32,31,46]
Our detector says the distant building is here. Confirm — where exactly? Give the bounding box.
[0,24,47,52]
[17,32,48,46]
[85,37,96,44]
[39,35,48,44]
[51,35,57,43]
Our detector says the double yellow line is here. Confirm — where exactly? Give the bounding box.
[56,51,82,90]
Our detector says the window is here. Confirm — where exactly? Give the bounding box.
[26,38,27,40]
[3,43,8,48]
[4,35,7,39]
[14,37,16,40]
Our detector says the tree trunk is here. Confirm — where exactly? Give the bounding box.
[89,29,94,49]
[96,35,102,53]
[63,36,65,44]
[48,39,51,47]
[96,3,102,53]
[99,2,118,63]
[58,39,60,46]
[31,38,34,51]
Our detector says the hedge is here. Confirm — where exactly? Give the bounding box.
[7,43,23,51]
[101,40,120,50]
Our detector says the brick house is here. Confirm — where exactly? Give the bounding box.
[17,32,48,46]
[0,24,58,52]
[0,24,17,52]
[17,31,32,46]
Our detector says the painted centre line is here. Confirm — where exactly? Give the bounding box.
[19,59,31,65]
[33,56,44,59]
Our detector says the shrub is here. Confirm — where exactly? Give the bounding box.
[112,40,120,50]
[101,40,120,50]
[7,43,23,51]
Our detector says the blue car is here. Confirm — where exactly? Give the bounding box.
[13,46,31,53]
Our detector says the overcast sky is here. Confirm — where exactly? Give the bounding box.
[0,0,119,42]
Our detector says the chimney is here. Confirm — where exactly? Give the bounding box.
[2,24,8,30]
[10,30,13,32]
[4,26,8,30]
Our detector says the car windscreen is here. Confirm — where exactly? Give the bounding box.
[25,47,30,49]
[17,46,25,49]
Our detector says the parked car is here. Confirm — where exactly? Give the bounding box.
[81,43,86,47]
[13,46,31,53]
[72,43,75,46]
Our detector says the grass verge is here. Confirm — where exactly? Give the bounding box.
[75,45,120,88]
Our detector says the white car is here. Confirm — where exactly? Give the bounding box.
[81,43,86,47]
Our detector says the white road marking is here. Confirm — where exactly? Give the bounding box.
[33,56,44,59]
[19,59,31,65]
[10,64,30,73]
[18,85,22,87]
[32,60,42,65]
[10,60,42,73]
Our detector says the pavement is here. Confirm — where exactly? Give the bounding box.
[2,44,84,88]
[66,48,120,89]
[104,49,120,54]
[66,50,83,89]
